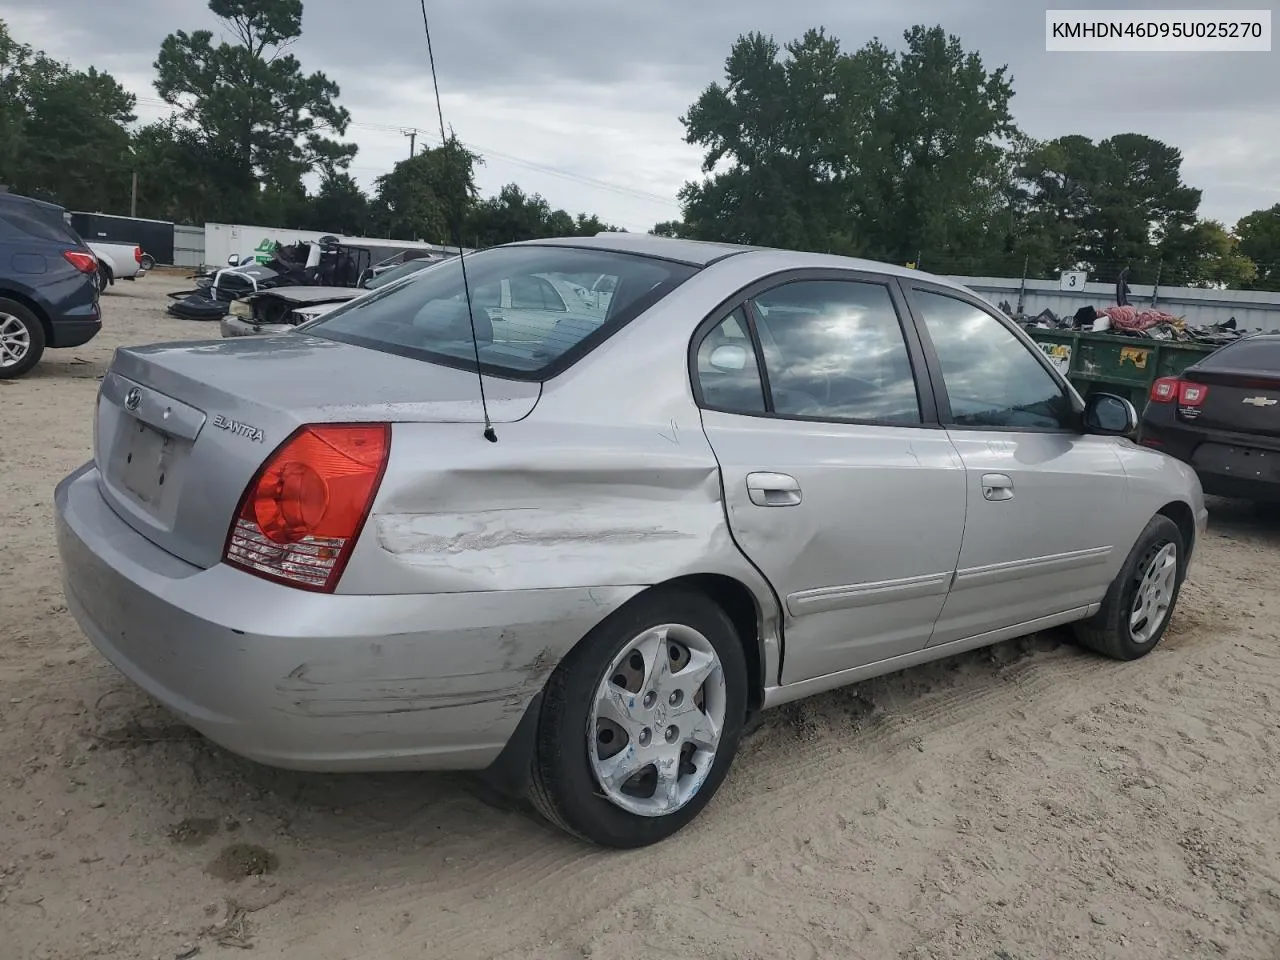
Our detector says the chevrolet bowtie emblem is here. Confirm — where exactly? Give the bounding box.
[1242,396,1278,407]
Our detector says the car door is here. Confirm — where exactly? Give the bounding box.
[901,281,1130,645]
[693,273,967,685]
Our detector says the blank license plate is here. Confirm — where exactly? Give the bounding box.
[120,420,174,506]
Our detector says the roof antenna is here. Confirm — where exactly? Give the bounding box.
[419,0,497,443]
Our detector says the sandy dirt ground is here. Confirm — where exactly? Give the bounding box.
[2,276,1279,960]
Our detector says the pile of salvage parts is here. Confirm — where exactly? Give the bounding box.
[1000,270,1256,347]
[165,236,373,322]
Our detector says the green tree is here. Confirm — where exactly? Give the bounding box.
[1236,204,1280,290]
[305,172,370,235]
[132,117,255,223]
[154,0,355,201]
[1015,134,1201,283]
[677,25,1016,267]
[650,220,689,238]
[0,18,136,211]
[465,183,620,246]
[467,183,555,246]
[371,137,480,242]
[1156,219,1256,288]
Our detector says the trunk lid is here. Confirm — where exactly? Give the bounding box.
[1182,368,1280,439]
[94,334,540,568]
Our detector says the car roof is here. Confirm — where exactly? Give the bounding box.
[0,191,67,216]
[509,232,972,292]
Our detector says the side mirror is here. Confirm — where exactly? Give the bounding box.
[227,254,241,267]
[1083,392,1137,435]
[709,343,750,372]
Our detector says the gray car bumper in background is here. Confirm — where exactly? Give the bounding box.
[54,463,637,772]
[219,316,293,338]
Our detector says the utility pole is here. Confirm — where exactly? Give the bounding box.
[402,129,417,158]
[1151,258,1163,309]
[130,170,138,218]
[1016,254,1028,316]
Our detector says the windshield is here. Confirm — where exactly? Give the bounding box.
[307,245,696,378]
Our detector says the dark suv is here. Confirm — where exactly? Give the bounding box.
[0,192,101,379]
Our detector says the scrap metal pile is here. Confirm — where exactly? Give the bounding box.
[165,236,373,321]
[1005,301,1246,346]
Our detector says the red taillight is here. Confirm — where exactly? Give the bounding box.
[1178,381,1208,407]
[1149,377,1208,407]
[64,250,97,273]
[1150,377,1179,403]
[134,246,142,264]
[223,423,391,592]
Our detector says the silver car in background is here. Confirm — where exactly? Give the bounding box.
[55,234,1206,848]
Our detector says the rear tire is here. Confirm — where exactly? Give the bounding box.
[0,298,46,380]
[140,254,155,272]
[528,586,748,848]
[97,264,112,291]
[1074,514,1185,661]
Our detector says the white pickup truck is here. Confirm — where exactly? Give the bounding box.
[86,240,147,290]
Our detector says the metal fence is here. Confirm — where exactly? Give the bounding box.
[157,227,1280,331]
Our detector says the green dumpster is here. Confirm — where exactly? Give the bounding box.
[1025,328,1221,410]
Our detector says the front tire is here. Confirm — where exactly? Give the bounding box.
[97,264,112,292]
[1074,514,1186,660]
[0,298,46,379]
[528,586,748,848]
[140,254,155,272]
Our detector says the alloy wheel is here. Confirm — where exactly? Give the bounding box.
[0,313,31,368]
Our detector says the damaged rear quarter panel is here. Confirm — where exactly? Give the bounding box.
[342,418,739,594]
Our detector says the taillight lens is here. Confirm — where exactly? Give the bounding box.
[134,246,143,264]
[224,423,391,592]
[1178,381,1208,407]
[64,250,97,273]
[1150,377,1209,407]
[1151,377,1179,403]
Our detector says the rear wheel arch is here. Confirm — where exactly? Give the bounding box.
[659,573,766,713]
[477,572,769,802]
[0,287,52,343]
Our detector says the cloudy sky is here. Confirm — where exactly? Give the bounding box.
[2,0,1276,233]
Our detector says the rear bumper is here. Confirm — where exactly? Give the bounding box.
[1140,417,1280,503]
[48,318,102,349]
[55,462,637,772]
[220,316,292,338]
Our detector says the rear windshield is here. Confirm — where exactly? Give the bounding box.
[1198,336,1280,372]
[0,200,83,246]
[306,245,696,378]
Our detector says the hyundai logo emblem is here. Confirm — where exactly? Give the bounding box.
[124,387,141,412]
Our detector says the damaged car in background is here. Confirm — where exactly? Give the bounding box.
[220,286,364,337]
[55,233,1206,849]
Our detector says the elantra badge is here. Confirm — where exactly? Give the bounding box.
[213,414,265,443]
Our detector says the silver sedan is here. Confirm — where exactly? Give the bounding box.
[55,234,1206,847]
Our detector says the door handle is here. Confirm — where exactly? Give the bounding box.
[981,473,1015,502]
[746,472,802,507]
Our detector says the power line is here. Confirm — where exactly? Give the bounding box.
[131,95,680,209]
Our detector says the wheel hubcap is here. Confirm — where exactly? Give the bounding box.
[1130,541,1178,643]
[0,313,31,368]
[588,624,727,818]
